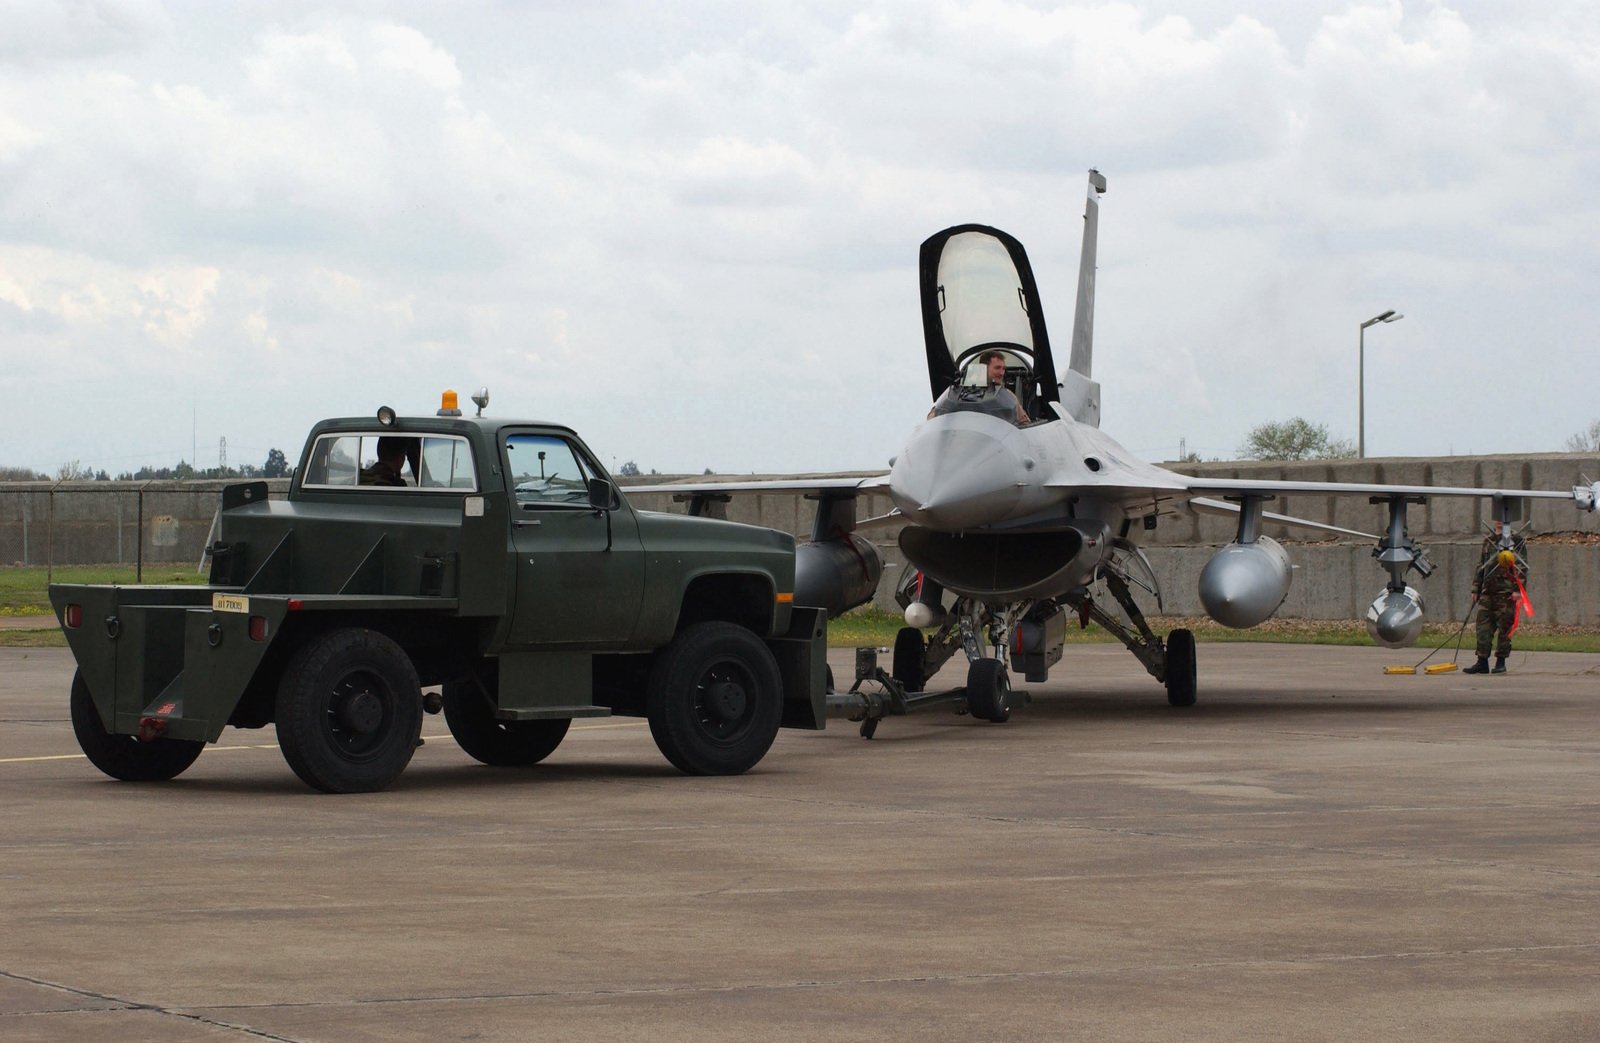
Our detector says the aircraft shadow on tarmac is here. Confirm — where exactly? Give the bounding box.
[894,688,1560,727]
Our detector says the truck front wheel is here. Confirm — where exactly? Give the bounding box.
[275,628,422,793]
[442,678,571,767]
[646,622,783,776]
[70,669,203,782]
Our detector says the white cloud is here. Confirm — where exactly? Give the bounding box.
[1,1,1598,474]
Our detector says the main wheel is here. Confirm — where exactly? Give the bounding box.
[892,626,925,692]
[70,669,203,782]
[966,658,1011,723]
[646,622,783,776]
[1165,628,1198,707]
[442,676,571,767]
[275,628,422,793]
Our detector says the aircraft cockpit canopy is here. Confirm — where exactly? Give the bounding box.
[919,224,1059,411]
[936,233,1035,362]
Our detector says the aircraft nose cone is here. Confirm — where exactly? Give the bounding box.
[890,416,1022,530]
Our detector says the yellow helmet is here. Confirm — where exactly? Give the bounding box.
[1497,549,1517,568]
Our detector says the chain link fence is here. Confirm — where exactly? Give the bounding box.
[0,480,291,581]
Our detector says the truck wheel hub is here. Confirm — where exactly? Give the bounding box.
[339,689,385,733]
[707,680,747,720]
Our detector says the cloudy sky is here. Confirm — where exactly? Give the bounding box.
[2,0,1597,477]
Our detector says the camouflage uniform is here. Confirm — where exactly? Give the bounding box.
[1471,535,1527,658]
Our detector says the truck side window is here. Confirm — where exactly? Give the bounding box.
[303,435,363,487]
[301,433,475,491]
[417,437,476,489]
[507,434,604,508]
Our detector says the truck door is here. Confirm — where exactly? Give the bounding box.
[504,431,646,645]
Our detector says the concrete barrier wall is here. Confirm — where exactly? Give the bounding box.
[3,452,1595,623]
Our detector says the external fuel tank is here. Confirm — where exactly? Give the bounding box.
[1198,536,1293,629]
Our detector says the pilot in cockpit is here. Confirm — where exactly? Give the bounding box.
[927,348,1031,426]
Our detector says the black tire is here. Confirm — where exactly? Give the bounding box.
[892,626,925,692]
[275,628,422,793]
[966,658,1011,723]
[646,622,783,776]
[69,669,203,782]
[442,677,571,767]
[1165,628,1198,707]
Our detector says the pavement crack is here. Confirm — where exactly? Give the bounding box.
[0,969,305,1041]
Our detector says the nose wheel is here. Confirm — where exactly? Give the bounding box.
[965,659,1012,722]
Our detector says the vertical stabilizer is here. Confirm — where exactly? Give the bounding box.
[1060,170,1106,426]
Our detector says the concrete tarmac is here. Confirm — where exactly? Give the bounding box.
[3,643,1597,1042]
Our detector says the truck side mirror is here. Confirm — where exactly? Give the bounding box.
[588,478,615,552]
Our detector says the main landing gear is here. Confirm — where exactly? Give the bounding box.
[1064,568,1198,707]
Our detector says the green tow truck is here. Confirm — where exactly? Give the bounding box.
[50,393,828,793]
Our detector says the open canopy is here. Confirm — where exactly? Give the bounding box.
[917,224,1059,406]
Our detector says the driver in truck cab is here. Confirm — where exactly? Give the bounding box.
[360,437,416,487]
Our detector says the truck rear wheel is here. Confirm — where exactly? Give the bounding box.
[646,622,783,776]
[442,678,571,767]
[70,669,203,782]
[275,628,422,793]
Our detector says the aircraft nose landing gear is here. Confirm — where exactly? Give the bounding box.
[965,659,1012,722]
[825,646,1030,738]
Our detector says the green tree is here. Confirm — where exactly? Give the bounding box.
[1238,418,1355,461]
[618,460,641,477]
[263,448,289,478]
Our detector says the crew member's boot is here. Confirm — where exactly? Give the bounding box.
[1464,656,1490,674]
[1491,655,1507,674]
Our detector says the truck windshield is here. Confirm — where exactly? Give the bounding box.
[301,433,477,491]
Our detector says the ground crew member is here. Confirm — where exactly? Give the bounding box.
[1465,521,1528,674]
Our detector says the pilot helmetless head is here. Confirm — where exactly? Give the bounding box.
[980,349,1007,386]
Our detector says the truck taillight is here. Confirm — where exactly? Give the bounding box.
[64,604,82,629]
[248,616,269,641]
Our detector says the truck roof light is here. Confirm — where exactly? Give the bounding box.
[438,389,462,417]
[377,405,396,427]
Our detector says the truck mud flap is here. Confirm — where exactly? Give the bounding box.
[768,606,827,730]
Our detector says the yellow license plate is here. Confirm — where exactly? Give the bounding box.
[212,593,249,614]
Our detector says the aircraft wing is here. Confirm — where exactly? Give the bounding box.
[1188,496,1379,540]
[623,474,888,497]
[1183,475,1598,509]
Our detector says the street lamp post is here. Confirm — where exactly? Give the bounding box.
[1359,309,1404,458]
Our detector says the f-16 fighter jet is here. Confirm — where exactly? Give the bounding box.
[631,171,1598,724]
